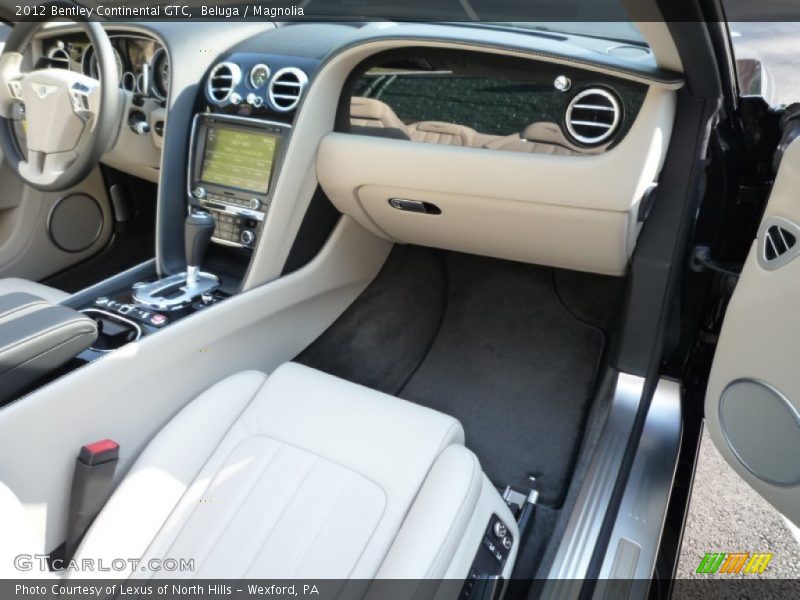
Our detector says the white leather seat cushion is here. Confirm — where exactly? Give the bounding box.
[0,278,68,304]
[69,363,516,580]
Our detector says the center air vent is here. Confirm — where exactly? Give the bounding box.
[268,67,308,112]
[206,62,241,106]
[564,88,622,146]
[758,216,800,270]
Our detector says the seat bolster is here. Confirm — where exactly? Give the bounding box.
[0,279,68,304]
[376,444,483,579]
[70,370,268,579]
[0,481,53,578]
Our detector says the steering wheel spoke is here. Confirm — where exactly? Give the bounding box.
[0,18,120,191]
[0,52,27,118]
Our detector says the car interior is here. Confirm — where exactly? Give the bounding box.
[0,7,796,597]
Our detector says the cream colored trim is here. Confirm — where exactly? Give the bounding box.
[635,22,684,73]
[0,217,391,549]
[705,138,800,526]
[316,86,675,275]
[245,38,676,284]
[0,166,113,282]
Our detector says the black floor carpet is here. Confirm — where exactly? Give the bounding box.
[298,246,607,507]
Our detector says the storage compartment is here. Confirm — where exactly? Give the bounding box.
[81,309,142,352]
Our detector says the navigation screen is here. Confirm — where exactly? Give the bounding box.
[200,126,277,194]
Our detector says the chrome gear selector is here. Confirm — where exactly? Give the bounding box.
[132,210,220,311]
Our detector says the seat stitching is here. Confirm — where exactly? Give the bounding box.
[433,421,462,456]
[0,318,92,356]
[126,373,271,580]
[0,299,49,324]
[239,455,319,577]
[238,433,389,502]
[287,472,355,578]
[189,442,286,576]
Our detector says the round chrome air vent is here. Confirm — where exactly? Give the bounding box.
[564,88,622,146]
[206,62,242,106]
[268,67,308,112]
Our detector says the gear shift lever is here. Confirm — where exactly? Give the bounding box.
[132,210,219,311]
[185,210,215,286]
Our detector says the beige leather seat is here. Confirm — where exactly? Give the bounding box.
[0,278,68,304]
[484,122,581,156]
[350,97,410,140]
[0,363,518,580]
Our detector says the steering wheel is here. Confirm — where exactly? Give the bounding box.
[0,11,120,191]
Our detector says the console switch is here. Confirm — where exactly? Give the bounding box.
[459,515,512,600]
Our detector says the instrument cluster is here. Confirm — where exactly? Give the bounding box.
[42,33,170,101]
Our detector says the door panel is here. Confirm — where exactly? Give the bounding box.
[705,137,800,526]
[0,163,114,284]
[0,22,113,287]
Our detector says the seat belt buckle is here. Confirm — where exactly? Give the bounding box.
[62,439,120,563]
[78,439,119,466]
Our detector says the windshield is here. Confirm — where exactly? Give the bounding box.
[493,22,646,45]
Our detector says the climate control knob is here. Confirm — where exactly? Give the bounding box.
[246,93,264,108]
[248,198,261,210]
[193,186,207,199]
[241,230,255,246]
[230,93,242,105]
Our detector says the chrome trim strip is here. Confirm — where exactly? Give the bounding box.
[199,200,266,223]
[543,372,645,592]
[595,378,682,584]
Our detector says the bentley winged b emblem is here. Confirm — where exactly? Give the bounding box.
[31,83,58,99]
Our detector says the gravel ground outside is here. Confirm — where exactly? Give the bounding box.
[675,426,800,579]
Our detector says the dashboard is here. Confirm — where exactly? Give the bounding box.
[42,33,169,100]
[22,20,682,282]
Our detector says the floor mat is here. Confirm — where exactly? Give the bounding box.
[298,247,606,507]
[399,253,604,505]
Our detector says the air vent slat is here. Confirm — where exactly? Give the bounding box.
[206,62,242,106]
[268,67,308,113]
[759,218,800,270]
[568,120,613,129]
[565,88,622,146]
[573,104,616,111]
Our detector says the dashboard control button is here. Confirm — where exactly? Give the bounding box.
[246,93,263,108]
[241,230,255,245]
[502,535,512,550]
[193,186,207,199]
[248,198,261,210]
[493,521,507,539]
[230,93,242,105]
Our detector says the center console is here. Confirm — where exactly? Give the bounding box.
[187,113,291,249]
[71,55,305,361]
